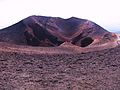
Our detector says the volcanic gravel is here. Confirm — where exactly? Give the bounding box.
[0,46,120,90]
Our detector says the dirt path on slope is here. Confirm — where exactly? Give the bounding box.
[0,41,118,55]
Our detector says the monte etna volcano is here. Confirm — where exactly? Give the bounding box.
[0,15,119,49]
[0,15,120,90]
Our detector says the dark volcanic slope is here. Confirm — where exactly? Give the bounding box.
[0,46,120,90]
[0,21,26,45]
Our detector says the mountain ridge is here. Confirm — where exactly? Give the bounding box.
[0,15,118,50]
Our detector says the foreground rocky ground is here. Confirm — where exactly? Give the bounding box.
[0,45,120,90]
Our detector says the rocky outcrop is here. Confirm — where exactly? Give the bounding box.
[0,15,118,47]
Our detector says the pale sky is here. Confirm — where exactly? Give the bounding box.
[0,0,120,32]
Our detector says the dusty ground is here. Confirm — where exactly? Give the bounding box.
[0,43,120,90]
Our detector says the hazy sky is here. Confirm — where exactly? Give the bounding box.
[0,0,120,32]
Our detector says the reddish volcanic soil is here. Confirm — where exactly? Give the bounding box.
[0,43,120,90]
